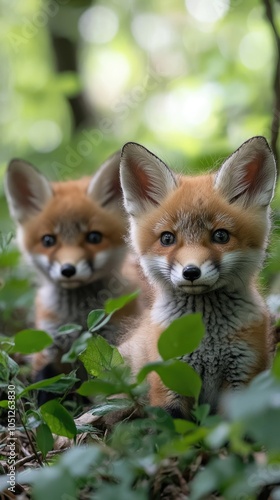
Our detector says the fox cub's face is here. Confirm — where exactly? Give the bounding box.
[120,137,276,294]
[5,152,126,288]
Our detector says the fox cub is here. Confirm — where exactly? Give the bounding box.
[5,152,140,379]
[119,136,276,418]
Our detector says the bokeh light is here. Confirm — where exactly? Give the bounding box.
[27,120,62,153]
[185,0,230,24]
[79,6,119,44]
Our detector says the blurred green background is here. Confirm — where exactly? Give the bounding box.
[0,0,280,333]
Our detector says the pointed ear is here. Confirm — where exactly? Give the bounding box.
[120,142,178,216]
[5,159,53,223]
[214,136,277,208]
[87,150,122,209]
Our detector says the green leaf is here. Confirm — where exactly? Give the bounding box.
[79,335,123,376]
[26,467,76,500]
[18,446,100,499]
[0,335,15,353]
[206,422,230,449]
[137,359,202,400]
[14,329,53,354]
[60,445,101,477]
[25,409,42,430]
[105,290,139,315]
[160,427,208,457]
[0,351,19,381]
[87,309,106,331]
[223,370,280,452]
[61,331,91,363]
[272,349,280,379]
[18,373,79,398]
[57,323,83,335]
[158,313,204,360]
[77,379,120,397]
[0,400,8,408]
[174,419,197,434]
[36,423,54,458]
[0,250,19,267]
[192,404,210,424]
[189,455,245,500]
[91,398,134,416]
[40,400,77,438]
[224,370,280,420]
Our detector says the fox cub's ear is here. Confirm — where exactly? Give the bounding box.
[87,150,123,210]
[120,142,177,216]
[215,136,277,208]
[5,159,53,223]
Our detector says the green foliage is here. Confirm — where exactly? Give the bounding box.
[0,351,19,383]
[12,360,280,499]
[36,423,54,458]
[79,334,124,376]
[87,291,140,332]
[18,372,80,398]
[0,300,280,498]
[14,329,53,354]
[158,313,205,359]
[40,400,77,439]
[138,359,202,400]
[0,0,280,498]
[105,291,140,315]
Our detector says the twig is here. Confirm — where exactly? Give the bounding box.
[263,0,280,172]
[14,448,69,469]
[18,402,43,467]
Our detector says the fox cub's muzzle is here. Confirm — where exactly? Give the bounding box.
[182,265,201,282]
[60,263,76,278]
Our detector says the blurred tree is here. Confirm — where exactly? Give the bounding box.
[1,0,280,330]
[263,0,280,168]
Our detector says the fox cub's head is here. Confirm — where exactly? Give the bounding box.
[120,137,276,295]
[5,152,126,288]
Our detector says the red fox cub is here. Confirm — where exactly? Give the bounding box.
[5,151,140,381]
[119,136,277,418]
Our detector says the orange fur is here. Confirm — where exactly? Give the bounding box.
[5,153,144,384]
[119,137,276,417]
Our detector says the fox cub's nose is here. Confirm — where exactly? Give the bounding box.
[182,265,201,282]
[61,264,76,278]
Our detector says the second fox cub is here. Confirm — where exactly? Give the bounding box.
[5,152,140,379]
[120,136,276,417]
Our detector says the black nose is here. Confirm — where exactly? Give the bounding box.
[182,265,201,282]
[61,264,76,278]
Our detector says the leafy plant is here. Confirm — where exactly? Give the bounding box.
[0,297,280,499]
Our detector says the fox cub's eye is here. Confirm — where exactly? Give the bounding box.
[86,231,102,244]
[160,232,176,246]
[212,229,230,244]
[41,235,56,247]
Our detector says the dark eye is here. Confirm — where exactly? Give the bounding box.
[41,235,56,247]
[212,229,230,244]
[160,232,176,246]
[86,231,102,244]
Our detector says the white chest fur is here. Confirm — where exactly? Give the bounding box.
[152,288,262,410]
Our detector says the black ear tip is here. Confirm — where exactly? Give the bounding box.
[121,142,139,157]
[7,158,22,171]
[248,135,271,149]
